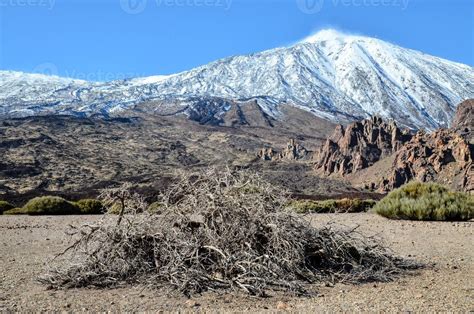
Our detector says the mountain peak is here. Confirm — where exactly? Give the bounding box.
[0,31,473,130]
[300,29,362,44]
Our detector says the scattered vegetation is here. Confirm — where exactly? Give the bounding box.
[19,196,80,215]
[290,198,376,214]
[0,201,14,214]
[2,197,105,216]
[40,168,418,297]
[147,201,163,214]
[105,203,122,215]
[3,208,25,215]
[74,199,105,215]
[373,182,474,221]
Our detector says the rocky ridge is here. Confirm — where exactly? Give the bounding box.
[313,117,412,176]
[451,99,474,146]
[312,100,474,192]
[378,129,473,192]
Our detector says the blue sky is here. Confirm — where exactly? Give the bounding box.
[0,0,472,80]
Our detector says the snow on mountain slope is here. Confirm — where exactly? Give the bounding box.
[1,29,473,129]
[0,71,88,116]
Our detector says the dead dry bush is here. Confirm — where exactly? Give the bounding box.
[40,168,420,296]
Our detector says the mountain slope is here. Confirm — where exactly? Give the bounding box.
[1,29,473,129]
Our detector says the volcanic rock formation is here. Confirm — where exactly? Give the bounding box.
[452,99,474,145]
[379,129,473,192]
[313,117,412,176]
[378,100,474,192]
[258,139,310,161]
[313,101,474,193]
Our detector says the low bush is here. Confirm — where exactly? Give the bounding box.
[106,201,145,215]
[373,182,474,221]
[147,201,163,214]
[40,168,418,297]
[290,198,377,214]
[75,199,105,215]
[20,196,80,215]
[106,203,121,215]
[0,201,14,214]
[3,207,24,215]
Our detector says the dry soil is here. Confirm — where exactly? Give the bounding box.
[0,213,472,312]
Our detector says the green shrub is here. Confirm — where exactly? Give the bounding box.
[147,201,164,214]
[291,199,336,214]
[3,207,25,215]
[107,202,123,215]
[290,198,377,214]
[75,199,105,215]
[0,201,14,214]
[20,196,80,215]
[373,182,474,221]
[236,185,262,194]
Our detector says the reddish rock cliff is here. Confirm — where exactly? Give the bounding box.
[313,116,412,176]
[379,129,473,192]
[313,101,473,193]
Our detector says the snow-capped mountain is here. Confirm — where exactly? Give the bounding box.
[1,29,473,129]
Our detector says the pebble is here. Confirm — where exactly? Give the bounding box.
[185,300,200,308]
[276,301,288,310]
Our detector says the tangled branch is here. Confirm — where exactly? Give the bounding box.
[39,167,420,296]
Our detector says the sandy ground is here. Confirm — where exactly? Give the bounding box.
[0,213,472,312]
